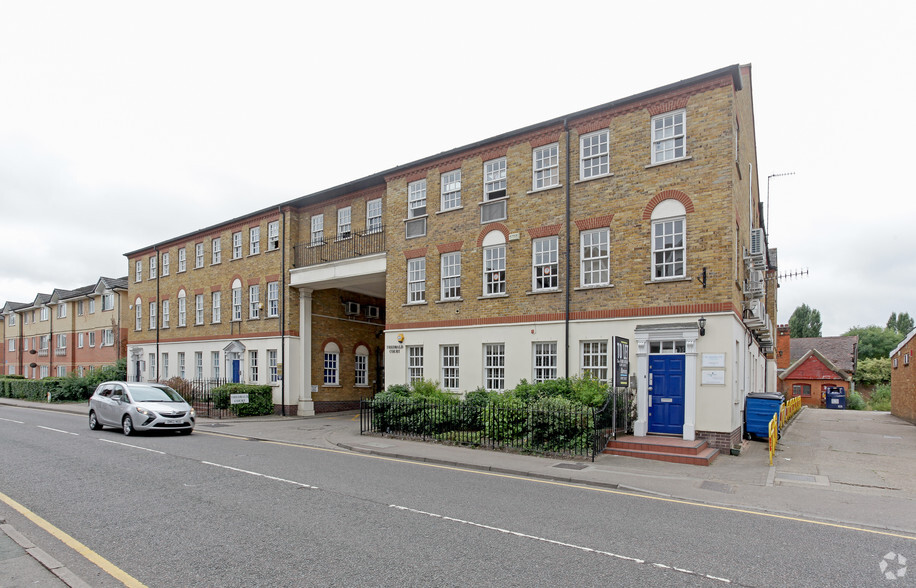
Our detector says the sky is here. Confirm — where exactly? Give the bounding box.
[1,1,913,337]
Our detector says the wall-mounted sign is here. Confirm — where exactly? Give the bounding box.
[614,336,630,388]
[702,369,726,385]
[702,353,726,368]
[230,393,249,405]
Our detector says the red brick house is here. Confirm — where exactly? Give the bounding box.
[776,325,857,406]
[890,328,916,423]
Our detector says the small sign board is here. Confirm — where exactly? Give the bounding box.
[614,336,630,388]
[230,393,250,405]
[702,370,726,386]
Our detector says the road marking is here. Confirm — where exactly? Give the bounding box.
[197,433,916,542]
[0,490,147,587]
[391,504,733,584]
[37,426,78,436]
[98,439,166,454]
[0,417,24,424]
[201,461,318,489]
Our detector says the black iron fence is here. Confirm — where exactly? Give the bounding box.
[293,226,386,268]
[165,378,231,419]
[360,388,634,460]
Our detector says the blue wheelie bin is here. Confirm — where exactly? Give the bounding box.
[745,392,784,440]
[824,386,847,409]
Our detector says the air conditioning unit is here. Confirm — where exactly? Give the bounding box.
[749,228,765,257]
[744,299,765,328]
[743,269,765,298]
[344,301,360,316]
[365,305,380,319]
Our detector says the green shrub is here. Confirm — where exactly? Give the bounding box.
[211,383,274,416]
[868,384,892,411]
[847,391,866,410]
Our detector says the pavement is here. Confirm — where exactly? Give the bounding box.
[2,398,916,587]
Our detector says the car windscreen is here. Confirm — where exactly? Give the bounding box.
[129,385,185,402]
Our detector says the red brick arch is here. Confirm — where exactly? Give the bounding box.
[642,190,695,220]
[477,223,510,247]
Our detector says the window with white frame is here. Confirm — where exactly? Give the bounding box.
[366,198,383,233]
[484,343,505,391]
[100,294,111,311]
[195,243,204,268]
[162,252,170,276]
[651,109,686,164]
[195,351,203,379]
[310,214,324,246]
[249,284,260,319]
[268,221,280,250]
[323,342,340,385]
[581,228,610,286]
[56,333,66,349]
[533,342,558,382]
[77,300,84,315]
[231,280,242,321]
[440,169,461,211]
[135,260,142,282]
[483,244,506,296]
[532,236,558,291]
[441,345,459,390]
[407,346,424,383]
[149,256,157,279]
[407,258,426,303]
[267,281,279,317]
[337,206,351,239]
[581,341,608,382]
[161,353,169,379]
[7,339,13,352]
[57,365,66,377]
[408,179,427,218]
[39,335,49,350]
[178,352,186,378]
[211,291,221,323]
[533,143,559,190]
[249,350,258,382]
[484,157,507,200]
[135,298,142,331]
[211,237,221,264]
[440,252,461,300]
[195,294,204,325]
[178,247,187,272]
[650,199,686,280]
[250,226,260,255]
[102,329,113,346]
[212,351,220,379]
[40,365,49,378]
[580,130,609,179]
[149,301,157,329]
[78,332,83,348]
[56,303,66,319]
[232,232,242,259]
[178,290,187,326]
[23,338,28,351]
[268,349,278,382]
[355,346,369,386]
[161,299,170,328]
[7,314,15,326]
[89,297,97,313]
[40,307,49,321]
[88,331,96,347]
[149,353,156,380]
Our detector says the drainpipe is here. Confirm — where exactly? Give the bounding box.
[564,118,571,379]
[155,247,160,382]
[279,206,286,416]
[48,306,53,378]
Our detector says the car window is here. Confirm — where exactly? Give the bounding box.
[98,387,112,398]
[110,386,123,400]
[129,385,184,402]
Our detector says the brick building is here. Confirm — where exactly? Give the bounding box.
[890,328,916,423]
[1,277,128,378]
[775,325,858,406]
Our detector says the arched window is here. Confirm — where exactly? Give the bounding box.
[482,230,507,296]
[354,345,369,387]
[177,290,187,327]
[323,342,340,385]
[650,199,686,280]
[134,297,142,331]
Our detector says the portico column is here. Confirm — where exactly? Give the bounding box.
[297,288,315,416]
[634,333,649,437]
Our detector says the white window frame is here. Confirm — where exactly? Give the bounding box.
[161,299,170,328]
[250,226,261,255]
[267,282,279,317]
[102,329,113,347]
[484,343,505,391]
[323,343,340,385]
[366,198,383,233]
[101,294,113,311]
[581,340,608,382]
[149,301,156,329]
[484,157,507,200]
[440,252,461,301]
[355,347,368,387]
[249,284,260,319]
[178,247,187,272]
[651,109,686,164]
[440,169,462,211]
[195,294,204,325]
[532,143,559,190]
[652,216,686,280]
[232,231,242,259]
[211,291,221,323]
[161,353,169,379]
[90,298,97,313]
[40,307,48,321]
[195,351,203,379]
[337,206,351,239]
[407,258,426,304]
[408,179,427,218]
[310,214,324,246]
[135,260,142,282]
[231,283,242,321]
[149,256,157,279]
[162,252,170,276]
[580,129,609,180]
[178,291,187,327]
[407,346,424,383]
[88,331,96,347]
[533,342,558,383]
[56,303,67,319]
[56,333,66,350]
[178,352,186,378]
[135,298,142,331]
[268,349,278,382]
[211,237,221,264]
[195,243,204,268]
[532,236,559,292]
[149,353,156,381]
[249,350,258,382]
[440,345,459,391]
[268,221,280,250]
[212,351,220,380]
[483,244,506,296]
[78,332,84,348]
[581,228,610,287]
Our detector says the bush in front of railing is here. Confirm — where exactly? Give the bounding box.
[212,383,274,417]
[0,359,127,402]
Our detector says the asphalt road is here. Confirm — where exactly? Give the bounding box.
[1,405,912,587]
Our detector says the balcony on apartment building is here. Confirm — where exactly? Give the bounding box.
[293,226,385,268]
[55,347,67,357]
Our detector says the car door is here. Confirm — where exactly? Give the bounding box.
[93,385,115,425]
[107,384,127,425]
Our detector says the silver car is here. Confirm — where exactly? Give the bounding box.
[89,381,195,435]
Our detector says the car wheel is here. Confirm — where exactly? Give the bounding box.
[122,415,135,436]
[89,411,102,431]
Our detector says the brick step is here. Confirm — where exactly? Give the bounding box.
[604,446,720,466]
[606,437,711,456]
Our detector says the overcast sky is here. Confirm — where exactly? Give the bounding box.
[1,1,913,336]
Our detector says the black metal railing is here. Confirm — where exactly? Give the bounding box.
[360,388,634,460]
[293,226,386,268]
[163,378,231,419]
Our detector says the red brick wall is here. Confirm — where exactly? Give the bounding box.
[776,325,791,369]
[891,337,916,423]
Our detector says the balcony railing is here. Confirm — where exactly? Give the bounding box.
[293,226,385,268]
[55,348,67,356]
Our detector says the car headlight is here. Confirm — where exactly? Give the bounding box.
[135,406,158,417]
[189,407,196,418]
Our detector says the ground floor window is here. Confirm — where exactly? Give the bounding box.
[407,346,424,383]
[324,342,340,385]
[440,345,459,390]
[649,340,686,354]
[533,342,557,382]
[268,349,278,383]
[792,384,812,397]
[355,346,369,387]
[581,340,608,382]
[249,350,258,383]
[484,343,505,391]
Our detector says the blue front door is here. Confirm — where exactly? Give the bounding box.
[648,355,685,435]
[231,360,241,383]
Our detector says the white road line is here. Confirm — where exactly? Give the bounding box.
[201,461,318,489]
[0,417,24,424]
[390,504,733,584]
[98,439,166,454]
[37,426,78,436]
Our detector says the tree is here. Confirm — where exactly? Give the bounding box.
[788,304,822,338]
[887,311,914,335]
[842,325,904,360]
[853,357,892,387]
